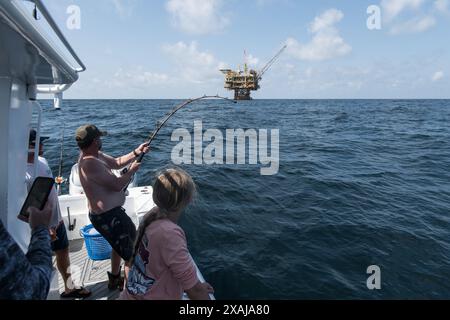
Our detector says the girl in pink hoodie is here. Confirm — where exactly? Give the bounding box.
[119,168,214,300]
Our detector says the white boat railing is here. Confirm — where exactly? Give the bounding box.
[30,0,86,72]
[34,84,72,94]
[0,0,86,86]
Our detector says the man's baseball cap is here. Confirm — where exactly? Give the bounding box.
[29,129,49,145]
[75,124,107,146]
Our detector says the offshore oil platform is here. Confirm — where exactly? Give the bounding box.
[220,45,287,100]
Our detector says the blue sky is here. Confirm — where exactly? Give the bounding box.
[41,0,450,99]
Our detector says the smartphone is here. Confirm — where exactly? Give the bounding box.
[18,177,54,222]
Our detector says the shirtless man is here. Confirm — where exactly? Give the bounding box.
[76,124,149,290]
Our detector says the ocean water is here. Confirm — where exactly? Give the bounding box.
[38,99,450,299]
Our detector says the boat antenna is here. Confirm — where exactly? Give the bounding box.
[55,123,65,195]
[122,95,236,176]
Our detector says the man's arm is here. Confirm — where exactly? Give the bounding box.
[0,220,52,300]
[98,152,135,170]
[99,143,150,170]
[80,158,139,192]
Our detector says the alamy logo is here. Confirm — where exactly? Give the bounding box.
[366,265,381,290]
[66,5,81,30]
[171,120,280,176]
[367,5,382,30]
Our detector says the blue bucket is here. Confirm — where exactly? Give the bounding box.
[80,224,112,261]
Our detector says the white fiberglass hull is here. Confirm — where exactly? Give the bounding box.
[58,186,155,241]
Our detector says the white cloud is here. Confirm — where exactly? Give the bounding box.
[278,58,448,98]
[166,0,229,35]
[380,0,448,34]
[109,67,170,88]
[162,41,226,84]
[246,53,260,67]
[432,70,444,81]
[282,65,372,95]
[309,8,344,33]
[434,0,450,13]
[285,9,351,61]
[111,0,136,19]
[389,15,436,34]
[381,0,426,21]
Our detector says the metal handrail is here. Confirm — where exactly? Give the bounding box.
[34,83,72,94]
[31,0,86,73]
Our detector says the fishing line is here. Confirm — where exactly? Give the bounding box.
[121,95,237,179]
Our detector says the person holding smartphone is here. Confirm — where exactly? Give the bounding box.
[0,199,53,299]
[26,130,91,299]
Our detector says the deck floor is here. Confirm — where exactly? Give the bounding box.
[52,239,121,300]
[51,240,208,300]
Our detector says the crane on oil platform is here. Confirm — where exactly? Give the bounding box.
[220,45,287,100]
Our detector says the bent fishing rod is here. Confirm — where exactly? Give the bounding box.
[122,95,237,177]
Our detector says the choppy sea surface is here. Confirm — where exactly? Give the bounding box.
[38,99,450,299]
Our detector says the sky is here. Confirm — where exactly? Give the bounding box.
[38,0,450,99]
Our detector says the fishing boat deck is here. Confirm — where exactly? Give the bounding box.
[51,238,208,300]
[52,239,121,300]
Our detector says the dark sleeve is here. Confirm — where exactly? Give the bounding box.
[0,221,53,300]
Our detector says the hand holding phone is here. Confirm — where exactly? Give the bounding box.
[28,200,53,230]
[18,177,54,225]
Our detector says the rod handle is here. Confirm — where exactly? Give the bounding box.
[137,152,145,163]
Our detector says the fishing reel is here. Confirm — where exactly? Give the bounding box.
[55,176,67,185]
[55,176,67,196]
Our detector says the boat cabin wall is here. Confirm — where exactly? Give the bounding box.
[0,77,34,252]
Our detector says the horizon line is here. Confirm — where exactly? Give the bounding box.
[37,98,450,100]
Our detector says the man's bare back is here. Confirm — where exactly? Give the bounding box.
[74,125,149,280]
[79,155,127,214]
[75,129,148,215]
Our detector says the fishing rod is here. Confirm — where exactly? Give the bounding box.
[55,123,66,195]
[55,123,76,231]
[122,95,237,177]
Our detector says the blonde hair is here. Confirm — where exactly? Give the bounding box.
[130,168,196,264]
